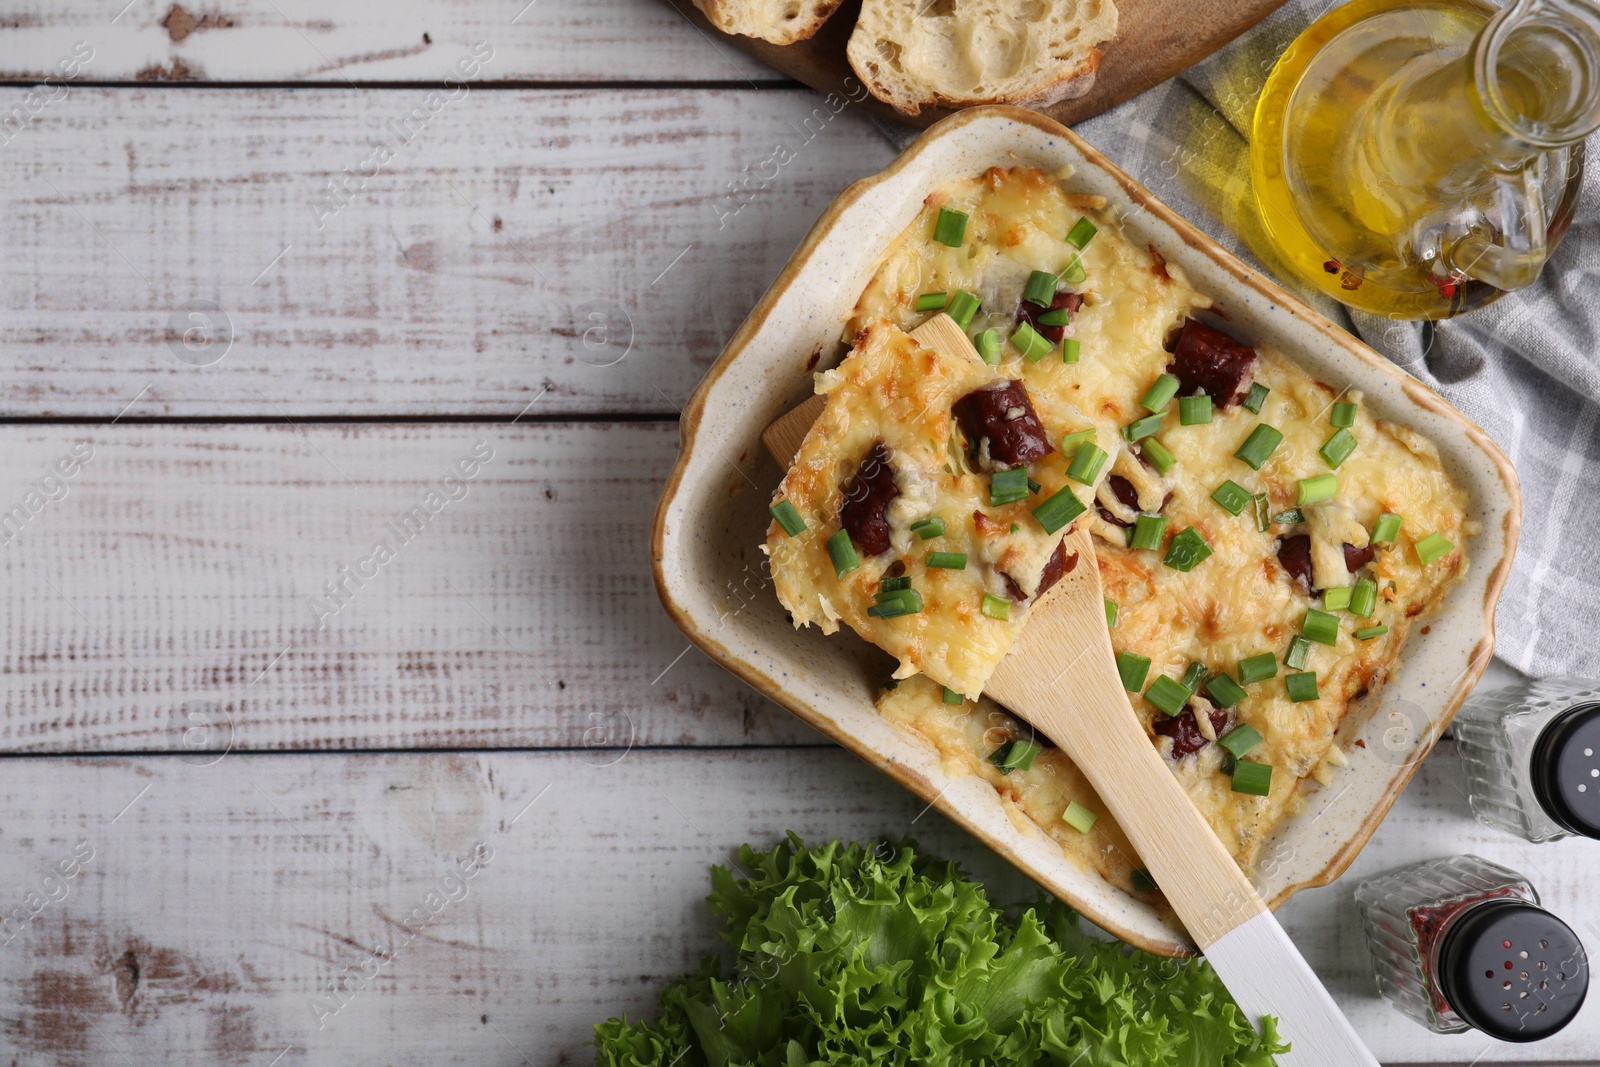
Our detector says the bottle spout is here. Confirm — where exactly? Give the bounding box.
[1476,0,1600,150]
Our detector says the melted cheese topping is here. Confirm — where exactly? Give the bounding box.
[764,323,1098,698]
[847,167,1469,883]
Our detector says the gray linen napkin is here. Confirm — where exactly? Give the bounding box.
[874,0,1600,677]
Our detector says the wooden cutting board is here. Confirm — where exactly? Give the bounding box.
[664,0,1288,128]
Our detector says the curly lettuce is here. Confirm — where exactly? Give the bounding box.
[594,835,1287,1067]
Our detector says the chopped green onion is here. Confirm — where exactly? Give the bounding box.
[1129,513,1167,551]
[867,587,923,618]
[1179,395,1213,425]
[1010,523,1019,533]
[1238,652,1278,685]
[1350,576,1377,618]
[981,593,1011,621]
[1140,373,1181,414]
[1122,413,1164,442]
[1302,608,1340,646]
[1220,750,1236,775]
[1140,437,1177,475]
[1038,307,1073,326]
[1066,216,1098,249]
[1205,672,1248,708]
[1163,527,1213,572]
[1067,443,1108,485]
[1319,428,1358,469]
[1180,661,1207,692]
[942,686,964,705]
[880,576,912,592]
[1242,382,1269,414]
[1284,635,1312,671]
[933,207,968,246]
[1061,338,1081,364]
[1051,436,1090,468]
[927,551,967,570]
[1234,424,1283,470]
[1219,723,1264,758]
[1322,586,1353,612]
[826,529,859,578]
[769,500,806,536]
[1027,476,1041,494]
[1130,868,1158,892]
[1062,801,1098,834]
[1059,254,1087,285]
[910,516,945,540]
[1272,508,1304,525]
[1210,479,1253,516]
[989,468,1031,506]
[1023,269,1058,307]
[1355,624,1389,640]
[1104,599,1118,629]
[1252,493,1272,533]
[1116,651,1152,692]
[1144,675,1191,716]
[989,739,1040,774]
[1415,532,1454,565]
[1284,671,1319,703]
[945,290,981,329]
[914,292,947,313]
[1011,321,1053,362]
[1371,513,1402,543]
[1296,473,1338,506]
[1032,486,1087,533]
[1231,760,1274,796]
[975,328,1002,365]
[1330,400,1357,428]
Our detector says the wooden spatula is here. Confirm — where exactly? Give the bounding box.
[765,314,1379,1067]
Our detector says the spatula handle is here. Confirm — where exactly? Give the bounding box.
[990,527,1265,945]
[987,529,1379,1066]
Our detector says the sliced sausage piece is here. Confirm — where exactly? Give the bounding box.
[1167,318,1257,408]
[1097,474,1141,527]
[1343,542,1376,572]
[951,379,1054,472]
[1003,541,1076,602]
[1154,703,1231,760]
[1277,534,1315,595]
[1015,290,1084,345]
[839,441,898,556]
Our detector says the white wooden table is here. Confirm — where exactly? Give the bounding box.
[0,4,1592,1064]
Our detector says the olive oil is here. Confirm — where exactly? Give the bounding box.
[1252,0,1597,319]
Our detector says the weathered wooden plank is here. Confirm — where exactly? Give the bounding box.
[0,0,783,83]
[0,745,1590,1064]
[0,86,894,417]
[0,421,826,751]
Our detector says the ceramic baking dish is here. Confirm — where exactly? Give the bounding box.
[651,105,1519,955]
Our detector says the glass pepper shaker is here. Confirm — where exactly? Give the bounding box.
[1455,677,1600,842]
[1355,855,1589,1039]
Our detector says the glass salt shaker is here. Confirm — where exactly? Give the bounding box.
[1455,677,1600,842]
[1355,855,1588,1040]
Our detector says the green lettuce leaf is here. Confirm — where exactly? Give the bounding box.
[594,835,1290,1067]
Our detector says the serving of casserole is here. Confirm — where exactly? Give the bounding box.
[652,106,1518,954]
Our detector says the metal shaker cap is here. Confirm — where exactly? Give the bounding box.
[1438,899,1589,1042]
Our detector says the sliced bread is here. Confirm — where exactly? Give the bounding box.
[691,0,845,45]
[846,0,1119,116]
